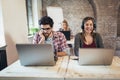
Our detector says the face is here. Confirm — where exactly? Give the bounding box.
[62,23,67,29]
[40,24,52,37]
[84,20,94,34]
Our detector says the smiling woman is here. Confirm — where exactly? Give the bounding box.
[74,16,104,56]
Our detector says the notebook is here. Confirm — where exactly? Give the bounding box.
[79,48,114,65]
[16,44,55,66]
[60,31,70,40]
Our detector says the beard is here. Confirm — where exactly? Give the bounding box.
[43,33,49,37]
[43,31,52,40]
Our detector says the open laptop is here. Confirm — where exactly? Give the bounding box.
[16,44,55,66]
[60,31,70,40]
[79,48,114,65]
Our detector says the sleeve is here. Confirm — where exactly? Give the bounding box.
[74,33,80,56]
[33,32,40,44]
[59,32,69,51]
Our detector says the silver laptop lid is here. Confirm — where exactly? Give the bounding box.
[79,48,114,65]
[16,44,55,66]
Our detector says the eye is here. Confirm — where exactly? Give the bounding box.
[85,24,89,26]
[90,24,93,26]
[41,28,51,30]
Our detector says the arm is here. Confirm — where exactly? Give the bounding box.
[33,31,45,44]
[57,52,67,57]
[33,32,39,44]
[74,33,81,56]
[96,33,104,48]
[57,32,70,56]
[57,48,70,57]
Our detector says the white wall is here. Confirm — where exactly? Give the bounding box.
[0,0,5,46]
[47,7,63,31]
[2,0,28,65]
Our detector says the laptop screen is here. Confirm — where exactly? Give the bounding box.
[60,31,70,40]
[79,48,114,65]
[16,44,55,66]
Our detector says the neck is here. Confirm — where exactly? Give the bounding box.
[84,32,91,36]
[63,27,68,31]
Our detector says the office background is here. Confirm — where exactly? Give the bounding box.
[0,0,120,66]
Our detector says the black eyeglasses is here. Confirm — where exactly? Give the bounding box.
[41,28,51,30]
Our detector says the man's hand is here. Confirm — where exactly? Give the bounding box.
[38,30,45,44]
[57,52,67,57]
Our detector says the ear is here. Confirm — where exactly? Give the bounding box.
[81,21,84,30]
[93,19,96,29]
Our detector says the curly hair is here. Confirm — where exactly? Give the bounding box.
[38,16,54,28]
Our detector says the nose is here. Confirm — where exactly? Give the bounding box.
[86,25,92,29]
[43,30,48,33]
[87,24,90,27]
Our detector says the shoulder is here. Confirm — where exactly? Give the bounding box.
[74,32,83,40]
[93,32,101,37]
[67,27,71,31]
[53,31,64,37]
[75,32,82,37]
[59,28,63,31]
[33,32,39,37]
[93,32,102,39]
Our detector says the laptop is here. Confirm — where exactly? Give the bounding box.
[16,44,55,66]
[60,31,70,40]
[79,48,114,65]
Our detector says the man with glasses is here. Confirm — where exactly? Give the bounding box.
[33,16,70,57]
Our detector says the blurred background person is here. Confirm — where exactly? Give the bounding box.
[59,19,74,39]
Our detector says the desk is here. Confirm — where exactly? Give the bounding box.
[0,56,120,80]
[0,56,69,80]
[65,56,120,80]
[67,38,74,45]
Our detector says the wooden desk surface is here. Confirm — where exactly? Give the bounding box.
[0,56,69,80]
[65,56,120,80]
[0,56,120,80]
[67,38,74,44]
